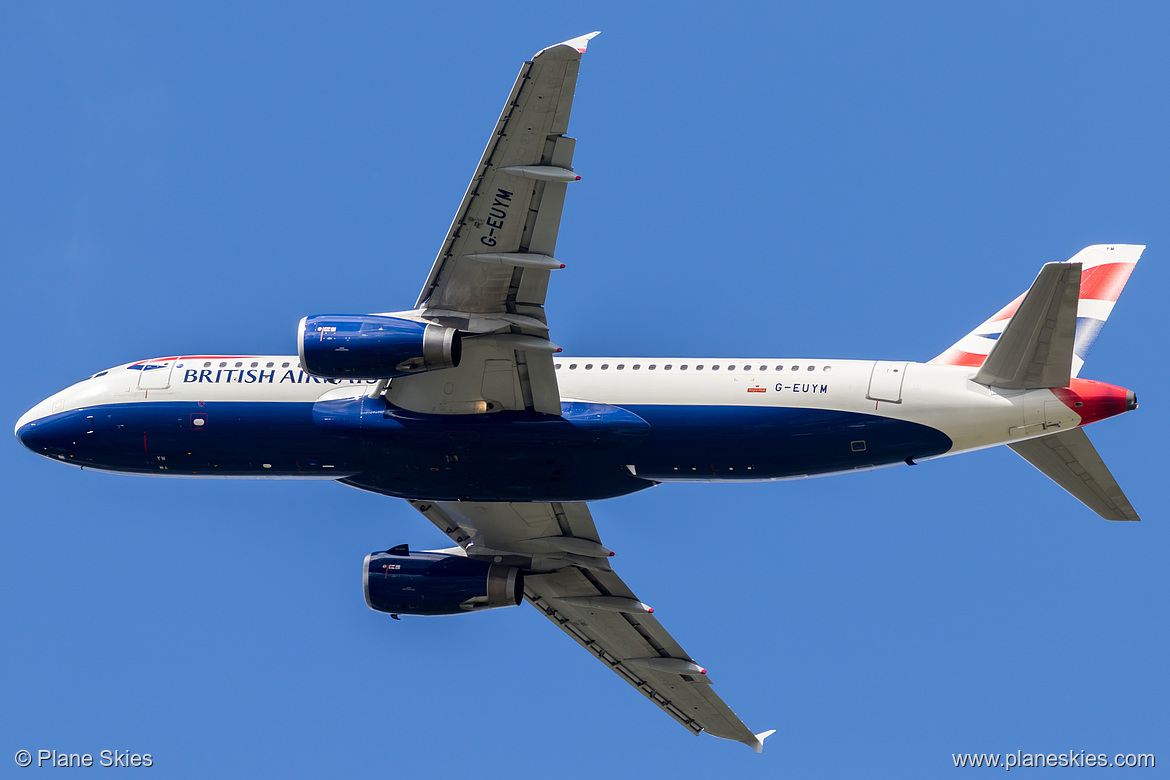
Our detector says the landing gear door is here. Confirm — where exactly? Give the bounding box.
[867,361,907,403]
[135,359,176,390]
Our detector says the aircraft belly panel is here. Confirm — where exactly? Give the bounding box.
[18,401,361,478]
[24,397,952,501]
[624,404,952,481]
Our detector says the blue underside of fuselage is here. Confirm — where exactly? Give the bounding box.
[16,400,953,501]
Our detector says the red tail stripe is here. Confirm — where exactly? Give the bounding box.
[986,294,1025,324]
[129,355,261,366]
[931,348,986,367]
[1079,262,1136,303]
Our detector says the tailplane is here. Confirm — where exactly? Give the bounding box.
[1009,428,1140,521]
[932,244,1142,378]
[972,261,1080,389]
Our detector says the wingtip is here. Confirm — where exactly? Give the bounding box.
[570,31,602,53]
[750,729,777,754]
[535,31,601,58]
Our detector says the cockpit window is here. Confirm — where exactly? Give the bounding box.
[89,371,109,379]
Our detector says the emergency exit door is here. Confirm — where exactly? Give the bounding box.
[867,361,907,403]
[135,359,176,390]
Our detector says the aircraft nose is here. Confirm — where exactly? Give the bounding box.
[15,407,94,458]
[16,418,47,452]
[15,401,51,447]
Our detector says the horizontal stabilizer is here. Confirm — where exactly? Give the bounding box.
[1009,428,1140,522]
[974,262,1080,389]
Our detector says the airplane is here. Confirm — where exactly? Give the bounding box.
[14,32,1143,753]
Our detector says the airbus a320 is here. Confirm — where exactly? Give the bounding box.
[16,33,1142,752]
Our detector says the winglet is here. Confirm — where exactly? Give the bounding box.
[535,31,600,59]
[748,729,777,754]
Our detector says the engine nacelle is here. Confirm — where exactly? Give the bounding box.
[298,314,461,379]
[363,549,523,616]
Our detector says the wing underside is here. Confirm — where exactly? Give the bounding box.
[408,499,773,751]
[387,34,600,416]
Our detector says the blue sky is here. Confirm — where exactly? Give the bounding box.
[3,2,1167,777]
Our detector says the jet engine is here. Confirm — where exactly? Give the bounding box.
[363,548,524,617]
[298,314,461,379]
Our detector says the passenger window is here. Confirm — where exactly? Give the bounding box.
[696,365,703,370]
[250,362,258,368]
[664,365,672,370]
[775,365,783,371]
[649,364,657,370]
[742,365,750,371]
[680,365,688,371]
[759,365,767,371]
[633,364,641,370]
[617,364,625,370]
[204,362,212,368]
[601,364,609,370]
[712,365,720,371]
[282,362,290,368]
[807,365,815,372]
[585,364,594,370]
[790,365,799,371]
[569,363,578,370]
[219,362,227,368]
[555,363,562,369]
[823,366,831,373]
[235,362,243,368]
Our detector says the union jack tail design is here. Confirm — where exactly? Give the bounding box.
[931,244,1143,377]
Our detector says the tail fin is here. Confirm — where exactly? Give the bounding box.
[931,244,1143,377]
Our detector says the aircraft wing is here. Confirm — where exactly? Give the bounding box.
[389,33,599,416]
[408,499,774,752]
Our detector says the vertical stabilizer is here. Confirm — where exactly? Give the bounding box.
[932,245,1142,376]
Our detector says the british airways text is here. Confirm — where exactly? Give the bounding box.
[182,369,377,385]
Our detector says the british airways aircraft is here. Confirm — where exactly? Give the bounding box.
[14,33,1142,752]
